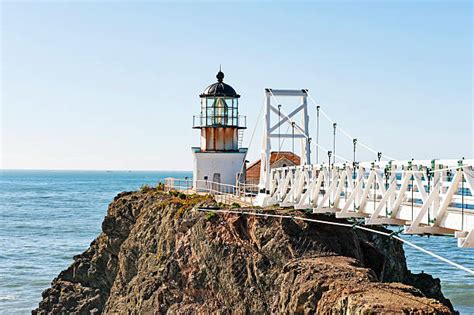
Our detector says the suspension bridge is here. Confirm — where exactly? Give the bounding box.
[167,88,474,249]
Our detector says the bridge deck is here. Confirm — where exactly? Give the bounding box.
[259,160,474,248]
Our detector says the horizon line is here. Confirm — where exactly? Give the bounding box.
[0,168,192,172]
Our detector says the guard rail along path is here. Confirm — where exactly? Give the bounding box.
[164,178,257,207]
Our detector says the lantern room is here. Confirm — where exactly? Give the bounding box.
[193,70,246,151]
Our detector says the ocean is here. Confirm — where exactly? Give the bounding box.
[0,170,473,314]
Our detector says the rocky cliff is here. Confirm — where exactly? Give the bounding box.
[33,187,455,314]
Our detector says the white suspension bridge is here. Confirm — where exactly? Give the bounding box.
[166,88,474,251]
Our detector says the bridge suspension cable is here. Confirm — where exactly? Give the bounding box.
[198,208,474,276]
[306,92,399,161]
[236,95,265,179]
[276,89,472,171]
[313,108,473,172]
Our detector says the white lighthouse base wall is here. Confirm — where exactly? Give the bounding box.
[192,148,247,192]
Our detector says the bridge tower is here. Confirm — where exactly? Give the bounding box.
[192,69,247,191]
[256,89,311,206]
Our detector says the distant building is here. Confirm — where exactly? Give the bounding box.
[246,151,301,185]
[192,69,247,191]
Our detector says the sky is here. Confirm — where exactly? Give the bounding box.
[1,1,472,171]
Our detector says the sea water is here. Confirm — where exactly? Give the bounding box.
[0,170,473,314]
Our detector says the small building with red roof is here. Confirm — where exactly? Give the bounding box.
[246,151,300,185]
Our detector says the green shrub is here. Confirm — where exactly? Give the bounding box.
[205,211,216,220]
[231,202,241,208]
[156,182,165,191]
[168,190,180,197]
[140,184,153,192]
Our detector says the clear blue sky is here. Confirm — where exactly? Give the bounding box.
[1,1,472,170]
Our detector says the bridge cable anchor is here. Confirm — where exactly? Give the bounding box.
[389,230,401,239]
[351,221,363,230]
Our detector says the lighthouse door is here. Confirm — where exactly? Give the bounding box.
[212,173,221,192]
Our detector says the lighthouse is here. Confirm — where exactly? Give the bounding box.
[192,69,247,191]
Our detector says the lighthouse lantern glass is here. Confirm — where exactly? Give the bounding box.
[200,96,239,127]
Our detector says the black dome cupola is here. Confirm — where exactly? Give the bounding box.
[200,69,240,98]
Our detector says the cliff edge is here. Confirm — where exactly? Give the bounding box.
[33,188,455,314]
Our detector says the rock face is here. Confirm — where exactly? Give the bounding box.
[33,189,455,314]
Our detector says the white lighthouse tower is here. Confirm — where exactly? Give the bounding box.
[192,69,247,191]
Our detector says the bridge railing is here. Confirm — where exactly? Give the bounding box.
[267,159,474,247]
[164,178,258,205]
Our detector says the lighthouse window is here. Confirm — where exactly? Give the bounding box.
[205,98,214,125]
[207,98,215,107]
[206,99,213,123]
[200,96,239,127]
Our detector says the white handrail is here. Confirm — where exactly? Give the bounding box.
[163,177,258,205]
[265,160,474,247]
